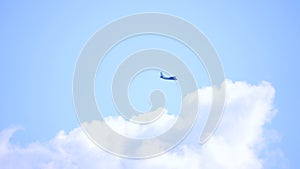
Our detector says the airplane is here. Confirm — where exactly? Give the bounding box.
[160,72,177,80]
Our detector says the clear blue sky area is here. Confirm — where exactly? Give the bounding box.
[0,1,299,168]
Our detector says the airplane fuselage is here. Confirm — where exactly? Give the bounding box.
[160,76,177,80]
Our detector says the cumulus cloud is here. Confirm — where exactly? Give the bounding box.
[104,108,176,139]
[0,80,283,169]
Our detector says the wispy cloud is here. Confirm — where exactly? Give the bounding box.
[0,80,284,169]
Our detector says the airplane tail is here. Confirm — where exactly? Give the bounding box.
[160,72,163,78]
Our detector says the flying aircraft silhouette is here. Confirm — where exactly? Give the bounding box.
[160,72,177,80]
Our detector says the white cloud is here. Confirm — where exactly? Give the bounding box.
[104,108,177,139]
[0,80,284,169]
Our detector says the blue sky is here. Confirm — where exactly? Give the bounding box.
[0,1,299,168]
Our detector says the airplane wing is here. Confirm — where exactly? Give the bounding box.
[160,72,177,80]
